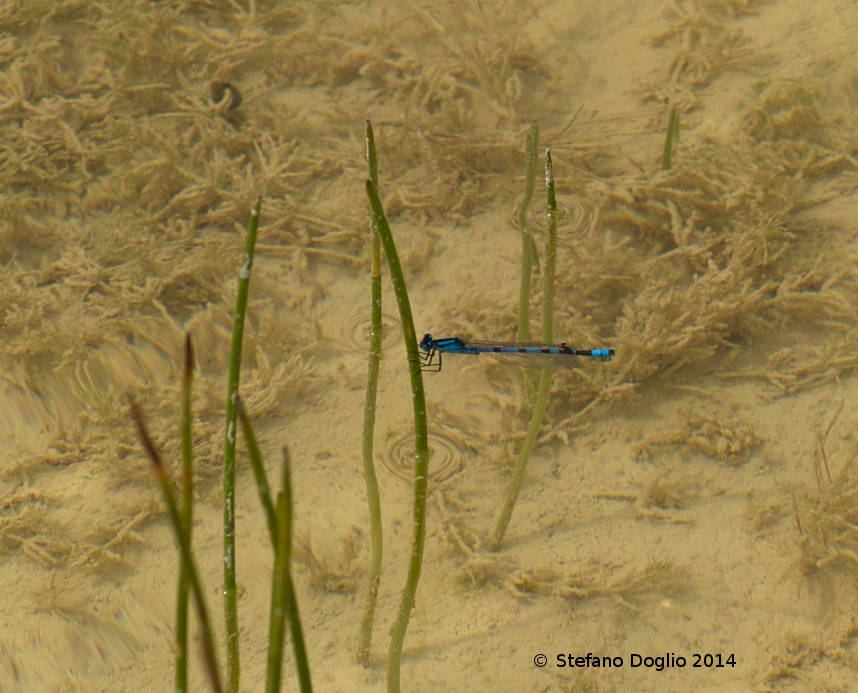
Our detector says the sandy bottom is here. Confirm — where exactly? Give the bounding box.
[3,1,858,692]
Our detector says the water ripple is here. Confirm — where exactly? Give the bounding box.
[381,430,464,485]
[341,310,401,353]
[520,196,586,234]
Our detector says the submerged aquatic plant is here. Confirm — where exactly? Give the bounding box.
[222,197,262,690]
[365,169,430,693]
[515,120,540,344]
[130,336,223,693]
[662,106,680,170]
[492,148,560,550]
[131,202,312,693]
[358,120,384,667]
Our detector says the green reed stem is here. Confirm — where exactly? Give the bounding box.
[516,120,539,343]
[541,149,557,344]
[234,396,276,540]
[235,399,312,692]
[265,447,312,693]
[364,179,430,693]
[492,149,558,550]
[266,461,291,693]
[662,106,679,170]
[358,120,384,667]
[223,197,262,693]
[130,393,224,693]
[176,334,194,693]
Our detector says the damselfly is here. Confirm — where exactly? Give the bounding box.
[418,333,615,372]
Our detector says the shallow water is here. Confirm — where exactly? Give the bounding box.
[2,1,858,691]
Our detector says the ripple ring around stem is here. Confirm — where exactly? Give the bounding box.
[381,431,463,485]
[343,311,401,353]
[522,197,586,234]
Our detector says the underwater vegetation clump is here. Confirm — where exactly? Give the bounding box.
[794,401,858,580]
[556,84,858,407]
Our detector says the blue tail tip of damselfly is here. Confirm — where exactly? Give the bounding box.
[590,348,615,360]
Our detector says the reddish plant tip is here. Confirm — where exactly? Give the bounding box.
[184,332,195,376]
[129,400,164,471]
